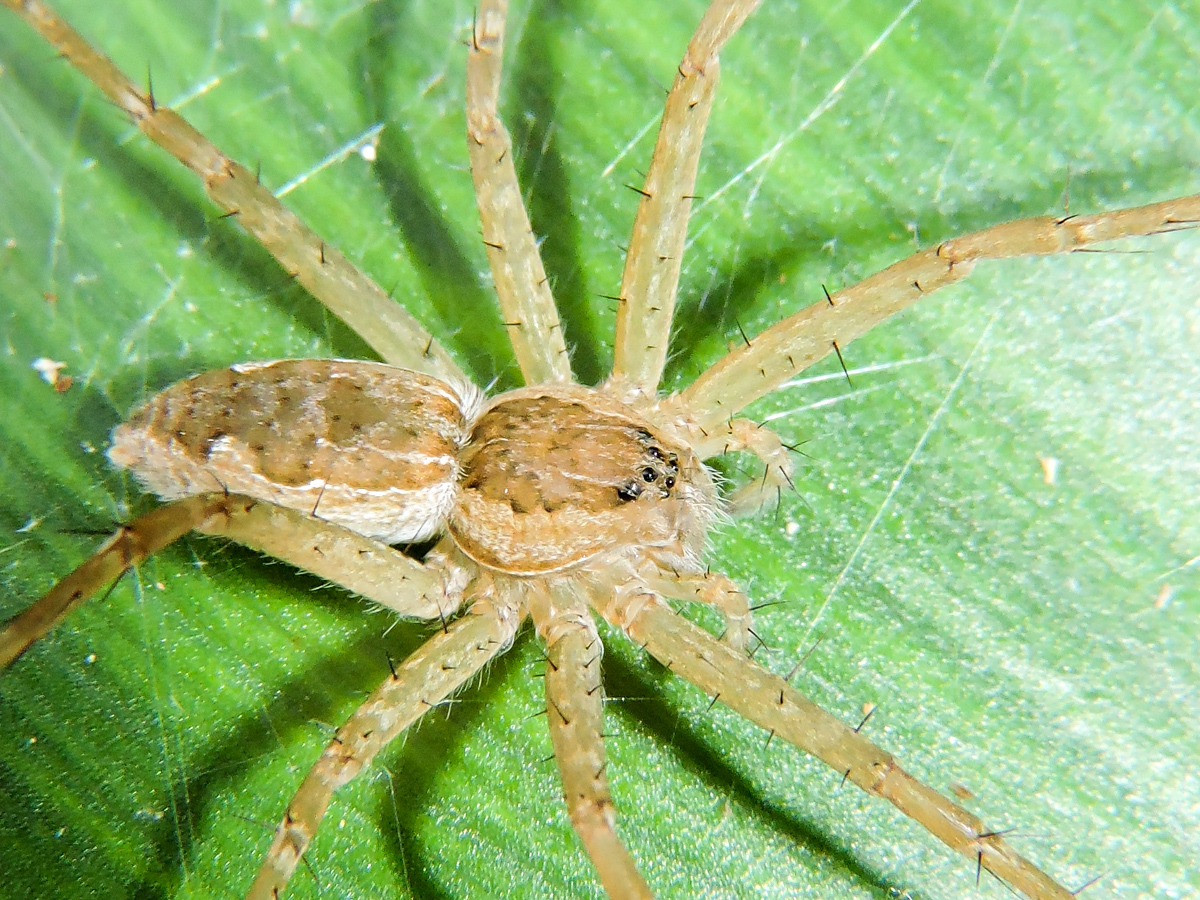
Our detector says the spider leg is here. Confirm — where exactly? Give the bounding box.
[597,589,1075,900]
[245,589,522,900]
[529,581,653,900]
[0,493,251,667]
[611,0,760,398]
[689,416,795,516]
[1,0,462,380]
[467,0,572,386]
[204,505,471,621]
[673,195,1200,429]
[643,569,751,652]
[0,496,463,668]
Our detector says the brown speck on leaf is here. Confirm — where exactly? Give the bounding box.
[31,357,68,389]
[950,783,976,801]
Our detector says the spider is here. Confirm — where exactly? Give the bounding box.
[2,0,1200,897]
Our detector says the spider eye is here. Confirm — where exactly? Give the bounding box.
[616,482,642,502]
[642,467,657,482]
[664,476,676,489]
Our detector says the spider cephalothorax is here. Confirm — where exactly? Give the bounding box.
[452,385,718,575]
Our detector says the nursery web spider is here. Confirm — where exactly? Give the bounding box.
[2,1,1200,900]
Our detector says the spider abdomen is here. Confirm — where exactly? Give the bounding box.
[108,359,481,545]
[449,385,717,576]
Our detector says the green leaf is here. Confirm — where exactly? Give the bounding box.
[1,1,1196,899]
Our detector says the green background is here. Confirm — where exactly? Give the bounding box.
[1,1,1196,898]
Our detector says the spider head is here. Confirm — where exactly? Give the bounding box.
[449,385,718,577]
